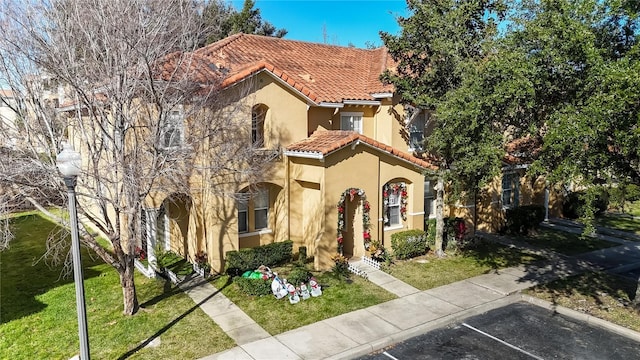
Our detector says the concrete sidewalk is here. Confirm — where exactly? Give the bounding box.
[183,226,640,360]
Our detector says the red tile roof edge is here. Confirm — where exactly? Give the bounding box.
[286,131,438,170]
[219,60,320,103]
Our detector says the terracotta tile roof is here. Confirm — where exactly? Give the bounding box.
[286,130,437,170]
[504,136,542,164]
[195,34,395,103]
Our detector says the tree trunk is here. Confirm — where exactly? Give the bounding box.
[434,175,445,257]
[119,258,139,315]
[633,279,640,309]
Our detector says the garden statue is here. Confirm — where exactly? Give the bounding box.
[309,277,322,297]
[287,283,300,304]
[271,273,288,299]
[299,282,310,300]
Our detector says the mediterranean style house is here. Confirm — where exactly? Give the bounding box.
[90,34,558,273]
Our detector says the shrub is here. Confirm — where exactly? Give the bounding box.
[562,190,608,219]
[391,229,427,260]
[608,184,640,211]
[233,277,272,296]
[426,218,436,248]
[286,265,312,286]
[225,240,293,276]
[504,205,545,235]
[443,217,466,251]
[297,246,307,266]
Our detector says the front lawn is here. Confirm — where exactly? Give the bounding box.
[0,212,235,359]
[212,263,397,335]
[596,214,640,236]
[522,228,617,255]
[383,240,544,290]
[524,272,640,333]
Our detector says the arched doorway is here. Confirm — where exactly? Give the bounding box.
[337,188,371,259]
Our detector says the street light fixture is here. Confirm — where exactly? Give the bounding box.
[56,142,90,360]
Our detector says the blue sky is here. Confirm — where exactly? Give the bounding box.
[229,0,409,48]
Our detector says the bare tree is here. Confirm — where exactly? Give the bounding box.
[0,0,272,315]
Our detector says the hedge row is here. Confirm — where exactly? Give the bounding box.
[391,229,427,260]
[225,240,293,276]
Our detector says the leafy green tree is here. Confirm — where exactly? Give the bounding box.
[381,0,506,256]
[200,0,287,46]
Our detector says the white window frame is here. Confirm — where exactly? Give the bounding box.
[252,105,266,147]
[340,112,363,134]
[254,188,269,230]
[408,112,426,152]
[387,192,401,226]
[237,199,248,233]
[160,108,184,149]
[424,178,435,218]
[502,172,520,209]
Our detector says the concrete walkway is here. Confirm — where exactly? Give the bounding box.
[176,222,640,360]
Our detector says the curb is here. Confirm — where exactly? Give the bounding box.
[520,294,640,343]
[329,294,522,360]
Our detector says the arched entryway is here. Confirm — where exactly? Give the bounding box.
[337,188,371,259]
[160,193,193,257]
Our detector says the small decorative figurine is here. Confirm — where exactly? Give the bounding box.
[309,277,322,297]
[287,283,300,304]
[299,282,311,300]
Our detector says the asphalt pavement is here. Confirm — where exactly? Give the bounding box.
[356,302,640,360]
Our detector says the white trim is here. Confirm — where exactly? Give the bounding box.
[163,212,170,251]
[239,228,273,238]
[343,100,381,106]
[318,102,345,108]
[408,211,425,215]
[283,150,324,160]
[384,224,404,231]
[358,141,430,170]
[370,92,393,99]
[340,111,364,133]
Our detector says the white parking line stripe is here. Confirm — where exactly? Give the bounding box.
[462,323,545,360]
[382,351,400,360]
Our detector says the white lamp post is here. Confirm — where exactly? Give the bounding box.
[56,142,90,360]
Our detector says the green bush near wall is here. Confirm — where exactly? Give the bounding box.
[426,218,436,248]
[225,240,293,276]
[391,229,428,260]
[233,277,272,296]
[504,205,546,235]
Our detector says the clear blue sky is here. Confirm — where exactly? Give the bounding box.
[229,0,409,48]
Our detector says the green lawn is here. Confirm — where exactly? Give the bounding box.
[596,214,640,236]
[522,228,617,255]
[0,212,235,360]
[384,241,544,290]
[524,272,640,333]
[212,263,397,335]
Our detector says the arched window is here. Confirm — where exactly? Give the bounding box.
[383,182,408,228]
[252,104,267,147]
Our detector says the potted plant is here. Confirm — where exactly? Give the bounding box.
[194,250,211,278]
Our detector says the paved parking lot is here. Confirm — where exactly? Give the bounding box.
[356,302,640,360]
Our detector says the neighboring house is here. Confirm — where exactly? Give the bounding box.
[0,89,20,148]
[137,34,445,272]
[476,136,563,233]
[68,34,554,273]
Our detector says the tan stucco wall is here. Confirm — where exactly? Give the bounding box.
[287,143,428,270]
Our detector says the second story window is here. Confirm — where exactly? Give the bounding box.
[161,108,184,149]
[252,104,267,147]
[340,112,363,134]
[408,110,429,152]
